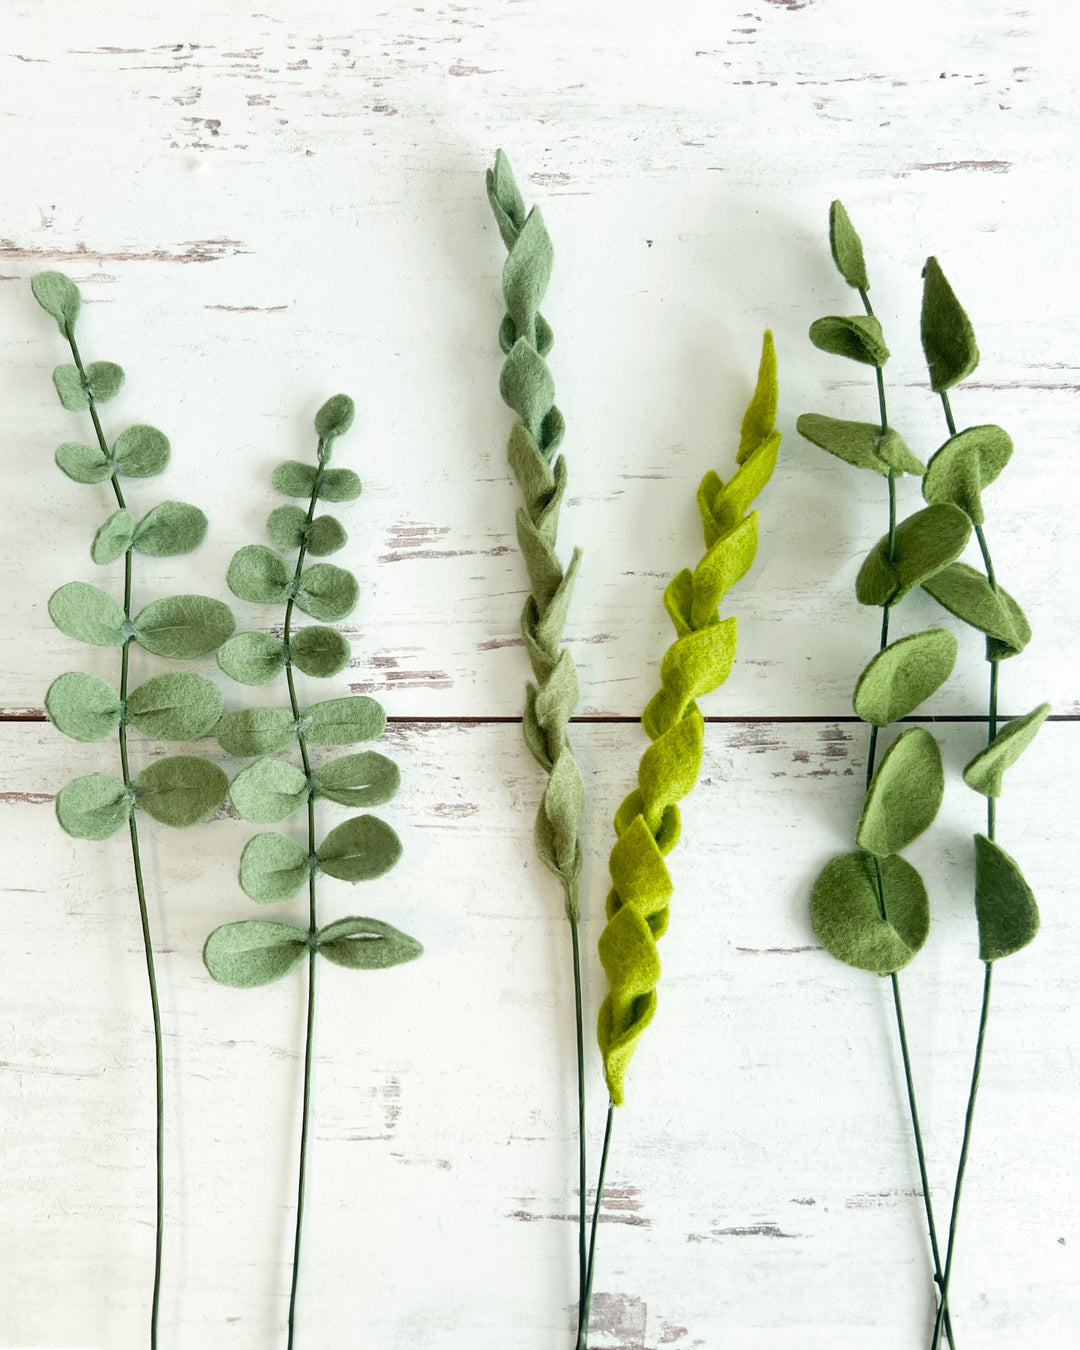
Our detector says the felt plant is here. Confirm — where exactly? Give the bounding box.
[33,270,234,1349]
[580,334,780,1348]
[203,394,421,1348]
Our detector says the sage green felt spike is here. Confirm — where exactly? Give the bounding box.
[963,703,1051,797]
[921,256,979,392]
[56,441,112,484]
[294,564,358,622]
[315,752,400,807]
[303,696,386,745]
[216,707,295,757]
[974,834,1039,961]
[32,270,81,334]
[811,850,930,974]
[133,594,235,659]
[45,672,122,742]
[126,672,224,741]
[135,755,228,827]
[217,631,287,686]
[797,413,924,477]
[203,919,308,987]
[317,814,402,882]
[229,757,309,824]
[921,562,1030,658]
[112,425,170,478]
[53,364,90,411]
[922,425,1012,525]
[227,544,291,604]
[828,200,869,292]
[239,831,310,903]
[48,581,126,646]
[56,772,132,840]
[316,916,422,970]
[853,628,958,726]
[289,626,351,678]
[314,393,355,442]
[91,509,135,565]
[855,503,971,607]
[856,727,945,857]
[132,501,208,556]
[809,314,889,366]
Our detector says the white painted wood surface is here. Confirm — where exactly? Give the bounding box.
[2,2,1078,1346]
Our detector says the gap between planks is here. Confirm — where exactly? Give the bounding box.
[3,712,1078,726]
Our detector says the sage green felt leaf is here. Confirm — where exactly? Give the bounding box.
[133,501,208,556]
[963,703,1051,798]
[265,507,348,558]
[266,505,308,548]
[136,755,228,827]
[796,414,924,477]
[317,916,422,970]
[304,515,347,556]
[315,393,355,441]
[295,564,358,622]
[921,256,979,392]
[215,707,295,757]
[828,200,869,291]
[315,752,400,807]
[809,314,889,367]
[126,672,224,740]
[217,631,286,686]
[56,442,111,484]
[272,461,318,497]
[855,503,971,607]
[203,920,308,987]
[229,758,309,824]
[921,562,1030,657]
[53,363,89,411]
[922,425,1012,525]
[811,851,930,974]
[113,425,170,478]
[239,831,310,903]
[45,672,121,742]
[857,727,945,857]
[87,361,125,403]
[32,271,81,334]
[303,696,386,746]
[317,467,362,502]
[974,834,1039,961]
[317,814,402,882]
[91,509,135,565]
[290,626,351,678]
[56,773,131,840]
[133,594,235,659]
[227,544,291,604]
[853,628,959,726]
[48,582,126,646]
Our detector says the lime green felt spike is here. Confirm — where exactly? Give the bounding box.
[921,257,979,392]
[963,703,1051,798]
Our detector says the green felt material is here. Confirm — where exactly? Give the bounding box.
[314,751,400,807]
[135,755,228,827]
[53,360,124,411]
[962,703,1051,798]
[271,461,362,502]
[266,505,308,548]
[87,361,124,402]
[921,256,979,392]
[855,503,971,607]
[316,467,362,502]
[922,424,1012,527]
[289,626,351,678]
[133,594,235,659]
[308,515,347,556]
[56,772,131,840]
[811,850,930,974]
[239,831,310,903]
[267,505,349,554]
[45,671,121,742]
[217,631,287,685]
[112,425,170,478]
[294,563,358,622]
[316,916,422,970]
[796,413,924,477]
[974,833,1039,961]
[856,727,944,857]
[737,331,778,464]
[216,707,295,757]
[49,581,126,646]
[229,757,308,824]
[203,919,308,987]
[126,672,224,740]
[853,628,958,726]
[809,314,889,367]
[132,501,208,556]
[316,814,402,882]
[314,393,355,442]
[32,270,81,334]
[53,363,90,411]
[56,441,112,484]
[828,200,869,292]
[921,562,1030,659]
[303,695,386,745]
[91,509,135,565]
[227,544,291,604]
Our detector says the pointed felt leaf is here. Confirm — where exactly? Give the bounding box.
[229,758,309,824]
[113,425,170,478]
[87,361,124,402]
[315,752,400,808]
[133,594,235,659]
[203,920,308,987]
[239,831,310,903]
[91,508,135,565]
[921,256,979,392]
[48,581,126,646]
[136,755,227,827]
[963,703,1051,798]
[855,503,971,607]
[811,851,930,974]
[315,393,355,441]
[227,544,291,604]
[874,430,926,476]
[809,314,889,366]
[317,916,422,970]
[56,773,131,840]
[132,501,208,556]
[853,628,958,726]
[921,562,1030,657]
[857,727,944,857]
[126,672,224,740]
[215,707,295,757]
[32,271,81,334]
[295,564,358,622]
[45,672,121,742]
[317,814,402,882]
[974,834,1039,961]
[53,363,89,411]
[797,414,923,477]
[922,425,1012,525]
[290,626,351,678]
[303,696,386,746]
[985,589,1032,662]
[217,631,286,686]
[56,441,111,484]
[828,200,869,291]
[273,461,318,497]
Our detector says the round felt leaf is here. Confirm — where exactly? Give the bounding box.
[91,508,135,565]
[32,271,81,334]
[963,703,1051,798]
[132,501,208,556]
[305,515,347,556]
[53,363,89,411]
[218,631,286,686]
[229,758,309,824]
[240,831,310,903]
[272,461,318,498]
[809,314,889,366]
[857,727,944,858]
[855,503,971,607]
[317,467,362,502]
[87,361,125,402]
[45,672,121,743]
[315,752,400,808]
[303,696,386,746]
[215,707,295,757]
[811,851,930,974]
[56,773,131,840]
[48,581,126,646]
[290,626,351,678]
[921,256,979,392]
[294,564,358,622]
[314,393,355,441]
[266,507,348,557]
[113,425,170,478]
[126,672,224,740]
[133,594,235,659]
[922,425,1012,525]
[227,544,291,604]
[828,200,868,291]
[266,505,308,548]
[921,562,1030,658]
[56,441,112,484]
[974,834,1039,962]
[136,755,228,827]
[317,814,402,882]
[853,628,958,726]
[317,916,422,971]
[203,920,308,987]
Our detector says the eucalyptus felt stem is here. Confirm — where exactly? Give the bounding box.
[33,270,234,1349]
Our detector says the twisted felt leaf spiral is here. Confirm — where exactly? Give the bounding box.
[597,333,780,1105]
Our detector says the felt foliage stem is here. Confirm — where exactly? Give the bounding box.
[33,271,233,1349]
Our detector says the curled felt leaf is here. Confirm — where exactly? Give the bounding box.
[133,594,235,659]
[811,851,930,974]
[56,441,112,484]
[204,919,308,987]
[217,631,286,686]
[294,563,358,622]
[314,393,355,443]
[53,364,89,411]
[856,727,944,858]
[828,200,869,292]
[290,626,351,678]
[316,916,422,970]
[962,703,1051,798]
[216,707,295,757]
[317,814,402,882]
[922,425,1012,526]
[91,508,135,565]
[45,671,121,743]
[240,831,310,903]
[229,757,309,824]
[921,562,1030,659]
[303,695,386,746]
[853,628,958,726]
[921,256,979,392]
[48,581,126,646]
[132,501,208,556]
[135,755,228,827]
[855,503,971,607]
[974,834,1039,961]
[227,544,291,605]
[797,413,924,477]
[809,314,889,367]
[314,751,400,808]
[126,672,224,741]
[56,773,131,840]
[32,270,81,334]
[112,425,170,478]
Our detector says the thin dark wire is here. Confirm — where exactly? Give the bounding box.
[578,1102,615,1350]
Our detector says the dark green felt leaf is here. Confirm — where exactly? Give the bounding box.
[963,703,1051,798]
[56,773,131,840]
[315,752,400,808]
[317,467,362,502]
[921,256,979,392]
[87,361,125,403]
[317,916,422,970]
[974,834,1039,961]
[922,425,1012,525]
[53,363,89,411]
[809,314,889,367]
[45,672,121,742]
[921,562,1030,658]
[91,509,135,565]
[126,672,224,740]
[203,920,308,987]
[853,628,958,726]
[272,461,318,498]
[857,727,944,857]
[215,707,295,757]
[136,755,228,827]
[303,696,386,746]
[315,393,355,442]
[227,544,291,604]
[32,271,81,334]
[113,425,170,478]
[855,503,971,607]
[811,850,930,974]
[48,582,126,646]
[295,564,358,622]
[133,594,235,659]
[796,414,923,477]
[290,626,351,678]
[133,501,208,556]
[828,200,869,291]
[266,505,308,548]
[317,814,402,882]
[217,631,286,686]
[240,831,310,903]
[229,758,309,824]
[56,441,112,484]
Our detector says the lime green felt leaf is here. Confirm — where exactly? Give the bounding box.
[974,834,1039,961]
[266,505,308,549]
[239,831,310,903]
[273,461,318,497]
[217,631,286,686]
[227,544,291,604]
[736,330,778,464]
[796,414,923,477]
[133,594,235,659]
[828,200,869,291]
[921,256,979,392]
[32,271,81,334]
[316,468,362,503]
[811,851,930,974]
[303,696,386,746]
[922,425,1012,525]
[52,363,89,411]
[113,425,170,478]
[135,755,228,827]
[315,393,355,442]
[315,752,400,807]
[316,916,422,970]
[215,707,295,757]
[317,814,402,882]
[91,509,135,565]
[132,501,208,556]
[56,773,131,840]
[809,314,889,367]
[45,672,121,742]
[203,920,308,987]
[855,503,971,607]
[48,581,126,646]
[56,442,112,484]
[963,703,1051,798]
[853,628,958,726]
[921,562,1030,657]
[229,758,309,824]
[87,361,125,402]
[857,727,945,857]
[290,626,351,678]
[126,672,224,740]
[295,564,358,622]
